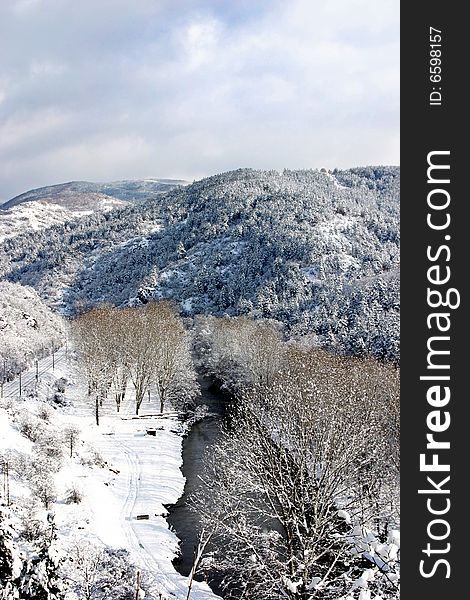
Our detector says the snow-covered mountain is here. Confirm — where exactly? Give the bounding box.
[0,167,400,360]
[0,179,187,242]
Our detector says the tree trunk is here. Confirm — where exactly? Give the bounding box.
[95,396,100,426]
[115,377,127,412]
[136,390,144,415]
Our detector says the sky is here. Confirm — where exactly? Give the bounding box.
[0,0,399,202]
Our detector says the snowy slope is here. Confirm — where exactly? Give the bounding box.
[1,348,221,600]
[0,178,188,243]
[0,198,127,243]
[0,281,65,376]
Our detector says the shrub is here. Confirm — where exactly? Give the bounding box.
[37,404,52,422]
[64,485,83,505]
[20,503,48,543]
[36,434,63,461]
[17,413,44,443]
[31,477,57,509]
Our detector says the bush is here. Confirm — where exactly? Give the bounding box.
[17,413,44,443]
[36,434,63,461]
[20,503,48,543]
[63,425,81,458]
[80,448,107,469]
[54,377,67,394]
[37,403,52,422]
[31,477,57,509]
[64,485,83,504]
[64,543,139,600]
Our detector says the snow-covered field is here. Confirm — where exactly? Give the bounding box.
[1,348,221,600]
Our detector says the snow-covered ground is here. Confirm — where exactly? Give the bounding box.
[0,196,125,243]
[1,348,221,600]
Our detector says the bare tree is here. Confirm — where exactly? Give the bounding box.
[64,542,138,600]
[125,302,198,415]
[72,306,118,425]
[148,302,198,414]
[123,305,156,415]
[63,425,81,458]
[32,477,57,509]
[1,451,11,506]
[72,302,200,417]
[67,541,104,600]
[185,529,214,600]
[194,345,399,599]
[107,308,130,412]
[195,315,285,393]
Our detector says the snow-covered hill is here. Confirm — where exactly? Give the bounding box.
[0,179,188,243]
[1,167,400,360]
[0,198,124,243]
[0,281,65,376]
[1,178,188,210]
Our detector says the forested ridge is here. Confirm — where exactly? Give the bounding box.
[0,167,399,360]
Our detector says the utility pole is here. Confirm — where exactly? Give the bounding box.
[2,460,10,506]
[1,359,5,399]
[35,359,39,382]
[52,341,55,371]
[5,462,9,506]
[19,371,22,398]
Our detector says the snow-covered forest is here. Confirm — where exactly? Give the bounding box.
[1,168,400,599]
[1,168,399,361]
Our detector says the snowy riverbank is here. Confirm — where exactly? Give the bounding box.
[1,348,221,600]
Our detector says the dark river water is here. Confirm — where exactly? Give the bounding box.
[167,376,230,596]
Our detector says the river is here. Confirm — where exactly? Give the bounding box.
[167,376,230,596]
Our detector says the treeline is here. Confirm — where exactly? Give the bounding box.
[72,301,197,423]
[193,315,400,599]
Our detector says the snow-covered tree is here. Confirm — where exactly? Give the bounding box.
[64,542,138,600]
[63,425,81,459]
[193,346,399,599]
[0,506,63,600]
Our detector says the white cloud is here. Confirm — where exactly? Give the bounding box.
[0,109,70,151]
[182,18,222,70]
[0,0,399,202]
[30,60,67,78]
[12,0,43,15]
